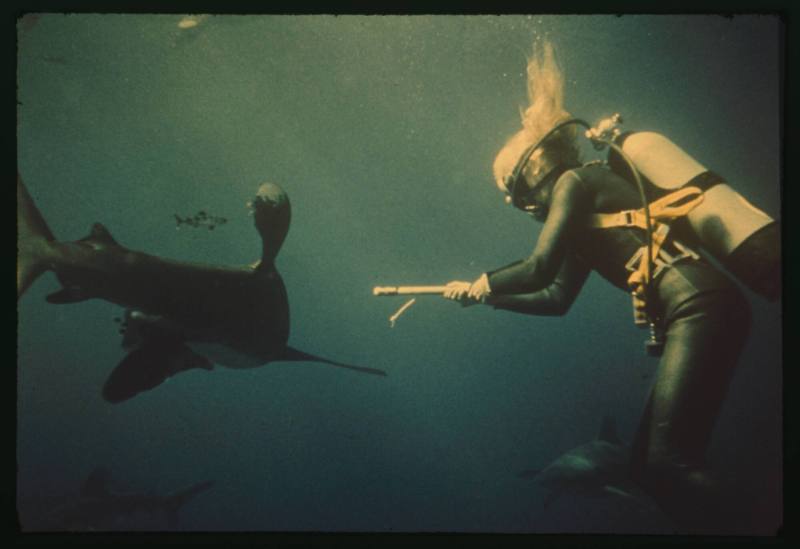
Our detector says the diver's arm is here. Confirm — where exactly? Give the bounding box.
[487,172,590,295]
[486,253,590,316]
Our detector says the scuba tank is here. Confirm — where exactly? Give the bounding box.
[590,114,781,301]
[506,115,779,354]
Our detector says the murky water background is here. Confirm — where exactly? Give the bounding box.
[17,14,781,534]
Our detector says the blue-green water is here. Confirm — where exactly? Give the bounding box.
[16,14,782,534]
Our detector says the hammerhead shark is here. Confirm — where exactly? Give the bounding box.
[17,174,385,402]
[32,467,213,531]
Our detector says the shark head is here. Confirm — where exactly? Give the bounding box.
[249,183,290,218]
[248,183,291,263]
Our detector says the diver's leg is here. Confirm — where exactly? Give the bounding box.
[631,284,751,532]
[648,288,751,466]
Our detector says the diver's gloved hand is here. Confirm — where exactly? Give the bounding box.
[443,274,491,306]
[443,281,472,301]
[467,273,492,302]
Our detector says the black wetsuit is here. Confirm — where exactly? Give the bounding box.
[485,163,756,530]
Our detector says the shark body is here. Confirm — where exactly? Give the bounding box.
[17,175,385,402]
[518,416,653,509]
[31,467,213,531]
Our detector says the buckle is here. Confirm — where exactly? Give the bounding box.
[626,246,669,279]
[625,247,645,272]
[616,210,640,227]
[624,211,634,226]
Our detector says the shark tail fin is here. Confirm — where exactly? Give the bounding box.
[281,346,387,377]
[43,223,122,305]
[164,481,214,526]
[17,174,56,299]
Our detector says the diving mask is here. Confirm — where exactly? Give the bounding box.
[504,166,561,218]
[500,117,587,214]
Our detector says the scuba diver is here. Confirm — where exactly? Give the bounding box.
[442,41,780,533]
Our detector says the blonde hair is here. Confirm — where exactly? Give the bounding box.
[493,40,580,188]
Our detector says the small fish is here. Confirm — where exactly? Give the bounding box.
[174,211,227,231]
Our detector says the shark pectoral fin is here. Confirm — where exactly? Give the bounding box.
[46,286,91,304]
[103,339,202,403]
[280,346,387,377]
[517,469,542,479]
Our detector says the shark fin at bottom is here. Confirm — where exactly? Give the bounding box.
[103,338,211,403]
[280,346,387,377]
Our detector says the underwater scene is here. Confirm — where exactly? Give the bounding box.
[16,14,782,535]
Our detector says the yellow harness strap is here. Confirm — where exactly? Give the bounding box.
[587,186,705,324]
[587,186,705,231]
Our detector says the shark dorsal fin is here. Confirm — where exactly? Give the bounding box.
[82,223,120,248]
[598,416,621,445]
[81,467,111,498]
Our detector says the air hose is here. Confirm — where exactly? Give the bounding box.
[526,116,662,354]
